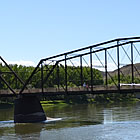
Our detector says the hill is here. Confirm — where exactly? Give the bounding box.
[102,63,140,78]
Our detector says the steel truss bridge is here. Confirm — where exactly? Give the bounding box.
[1,37,140,97]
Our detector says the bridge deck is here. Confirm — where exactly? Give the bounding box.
[0,86,140,97]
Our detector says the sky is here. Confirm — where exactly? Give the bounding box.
[0,0,140,67]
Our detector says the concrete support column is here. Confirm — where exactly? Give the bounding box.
[14,96,46,123]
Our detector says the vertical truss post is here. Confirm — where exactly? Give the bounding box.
[117,41,120,91]
[15,76,18,89]
[57,63,60,89]
[105,49,108,86]
[80,56,83,87]
[41,63,44,93]
[90,47,93,92]
[65,55,67,93]
[131,42,134,84]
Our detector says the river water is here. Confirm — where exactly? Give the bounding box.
[0,102,140,140]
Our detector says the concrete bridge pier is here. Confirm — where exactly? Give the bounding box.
[14,95,46,123]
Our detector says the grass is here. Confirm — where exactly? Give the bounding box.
[41,100,68,107]
[90,94,140,104]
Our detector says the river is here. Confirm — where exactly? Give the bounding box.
[0,102,140,140]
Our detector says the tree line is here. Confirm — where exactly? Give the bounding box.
[1,63,140,90]
[108,74,140,85]
[0,63,104,89]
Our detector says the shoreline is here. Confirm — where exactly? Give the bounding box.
[0,94,139,108]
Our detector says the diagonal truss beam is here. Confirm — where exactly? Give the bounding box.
[0,56,25,85]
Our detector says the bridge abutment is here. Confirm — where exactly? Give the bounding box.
[14,95,46,123]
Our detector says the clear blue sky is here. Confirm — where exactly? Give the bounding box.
[0,0,140,65]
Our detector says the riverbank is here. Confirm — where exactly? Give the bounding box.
[89,93,139,104]
[41,94,139,107]
[0,93,139,108]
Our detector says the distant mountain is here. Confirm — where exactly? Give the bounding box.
[102,63,140,78]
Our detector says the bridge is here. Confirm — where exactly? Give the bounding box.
[1,36,140,123]
[1,37,140,97]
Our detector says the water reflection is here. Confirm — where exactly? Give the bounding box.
[15,123,43,139]
[1,102,140,139]
[0,108,13,121]
[103,102,140,123]
[43,104,104,130]
[15,123,43,134]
